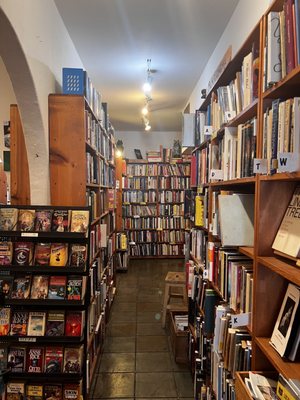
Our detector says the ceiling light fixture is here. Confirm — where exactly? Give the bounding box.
[141,59,153,131]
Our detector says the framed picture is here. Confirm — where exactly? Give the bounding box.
[134,149,143,159]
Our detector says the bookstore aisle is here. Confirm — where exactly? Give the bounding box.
[90,259,194,400]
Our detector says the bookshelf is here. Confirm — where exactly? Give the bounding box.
[185,4,300,397]
[49,93,117,396]
[121,159,191,258]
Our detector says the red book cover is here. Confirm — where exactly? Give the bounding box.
[44,346,63,374]
[34,243,51,265]
[190,155,197,187]
[13,242,34,266]
[26,347,44,373]
[48,276,67,300]
[65,311,84,337]
[285,0,296,73]
[10,311,28,336]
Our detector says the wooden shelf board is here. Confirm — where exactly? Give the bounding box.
[227,99,258,127]
[255,337,300,380]
[263,65,300,100]
[259,172,300,181]
[209,177,256,187]
[86,183,100,188]
[257,256,300,286]
[129,255,184,259]
[239,246,254,259]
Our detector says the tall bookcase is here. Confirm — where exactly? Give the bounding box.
[49,94,116,396]
[122,159,191,258]
[186,3,300,398]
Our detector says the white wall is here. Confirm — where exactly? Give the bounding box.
[188,0,270,112]
[116,131,181,159]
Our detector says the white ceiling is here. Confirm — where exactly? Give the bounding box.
[54,0,239,132]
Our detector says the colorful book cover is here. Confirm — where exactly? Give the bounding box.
[0,207,18,230]
[69,244,87,267]
[48,276,67,300]
[13,242,34,266]
[34,209,53,232]
[10,310,28,336]
[70,210,89,233]
[52,210,70,232]
[66,276,84,300]
[0,241,13,265]
[44,384,63,400]
[49,243,68,267]
[34,243,51,265]
[26,347,44,373]
[30,275,49,299]
[63,383,81,400]
[18,209,35,231]
[63,346,83,374]
[26,385,43,400]
[45,311,65,336]
[7,346,26,372]
[44,346,63,373]
[10,275,31,299]
[6,382,25,400]
[65,311,84,337]
[27,311,46,336]
[0,276,13,298]
[0,307,11,336]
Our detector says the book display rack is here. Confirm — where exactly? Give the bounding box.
[186,1,300,398]
[122,159,191,258]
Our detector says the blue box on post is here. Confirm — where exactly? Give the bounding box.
[62,68,86,95]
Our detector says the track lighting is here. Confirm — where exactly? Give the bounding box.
[141,59,153,131]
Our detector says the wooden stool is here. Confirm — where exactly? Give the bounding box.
[162,271,188,328]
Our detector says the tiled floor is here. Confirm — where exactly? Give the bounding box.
[90,258,194,400]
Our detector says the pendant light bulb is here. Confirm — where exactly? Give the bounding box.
[141,106,148,116]
[145,124,151,131]
[142,82,152,93]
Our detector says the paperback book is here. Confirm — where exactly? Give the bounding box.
[34,243,51,265]
[69,244,87,268]
[48,276,67,300]
[10,275,31,299]
[13,242,34,266]
[7,346,26,372]
[26,347,44,373]
[62,383,81,400]
[45,311,65,336]
[0,241,13,265]
[66,276,85,300]
[6,382,25,400]
[63,346,83,374]
[0,307,11,336]
[44,384,63,400]
[10,310,29,336]
[30,275,49,299]
[0,345,7,371]
[0,207,18,230]
[65,311,84,337]
[0,276,13,298]
[34,209,53,232]
[70,210,89,233]
[27,311,46,336]
[49,243,69,267]
[52,209,70,232]
[26,385,43,400]
[44,346,63,373]
[18,209,35,231]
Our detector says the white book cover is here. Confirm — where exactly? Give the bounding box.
[270,283,300,357]
[267,11,281,86]
[222,127,237,181]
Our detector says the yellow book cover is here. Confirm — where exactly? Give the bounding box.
[49,243,68,267]
[120,234,127,250]
[70,210,90,233]
[195,195,204,227]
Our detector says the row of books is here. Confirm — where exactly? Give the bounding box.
[122,176,157,190]
[184,190,209,228]
[86,154,115,187]
[1,274,86,302]
[157,163,190,177]
[122,204,157,217]
[0,241,87,267]
[85,110,113,161]
[158,204,184,217]
[159,190,184,203]
[0,208,89,233]
[158,176,190,190]
[129,243,184,257]
[190,228,207,263]
[157,216,191,230]
[122,189,157,203]
[0,308,84,337]
[126,163,158,176]
[127,229,185,244]
[6,381,81,400]
[2,344,83,374]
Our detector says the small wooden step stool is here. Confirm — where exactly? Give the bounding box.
[162,271,188,328]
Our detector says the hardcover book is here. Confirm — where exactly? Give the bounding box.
[63,383,81,400]
[27,311,46,336]
[0,276,13,298]
[44,384,63,400]
[10,310,28,336]
[10,275,31,299]
[34,209,53,232]
[52,210,70,232]
[63,346,83,374]
[0,241,13,265]
[45,311,65,336]
[66,276,85,300]
[48,276,67,300]
[7,346,26,372]
[44,346,63,373]
[26,347,44,373]
[13,242,34,266]
[18,209,35,231]
[30,275,49,299]
[70,210,89,233]
[34,243,51,265]
[49,243,68,267]
[69,244,87,268]
[6,382,25,400]
[0,207,18,230]
[0,307,11,336]
[65,311,84,337]
[26,385,43,400]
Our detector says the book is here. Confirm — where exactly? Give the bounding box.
[10,275,31,299]
[0,276,13,298]
[18,209,35,231]
[65,311,84,337]
[45,311,65,336]
[7,346,26,372]
[0,207,18,230]
[13,242,34,266]
[0,344,7,371]
[27,311,46,336]
[30,275,49,299]
[63,383,81,400]
[70,210,89,233]
[34,209,53,232]
[49,243,69,267]
[6,382,25,400]
[0,306,11,335]
[26,347,44,373]
[63,346,83,374]
[26,385,43,400]
[48,276,67,300]
[44,384,63,400]
[0,241,13,265]
[52,210,70,232]
[44,346,63,373]
[267,11,281,86]
[272,186,300,260]
[270,283,300,357]
[66,276,86,300]
[10,310,28,336]
[34,243,51,265]
[69,244,87,267]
